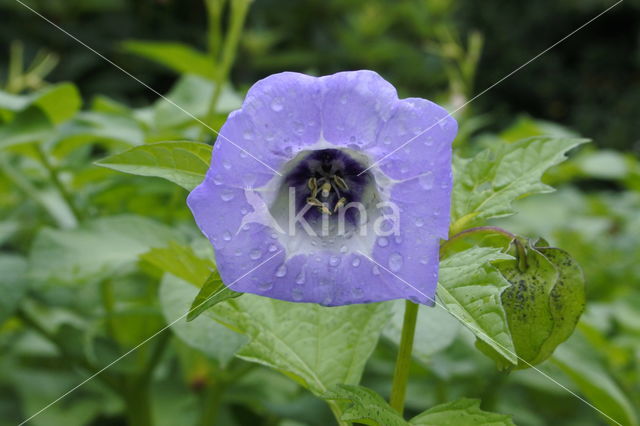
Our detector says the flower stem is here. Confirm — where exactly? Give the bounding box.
[36,145,83,222]
[389,300,419,414]
[200,0,251,140]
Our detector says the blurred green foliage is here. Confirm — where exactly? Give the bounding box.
[0,1,639,426]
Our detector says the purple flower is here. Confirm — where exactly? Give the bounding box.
[188,71,457,306]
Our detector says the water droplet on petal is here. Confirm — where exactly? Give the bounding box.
[223,231,232,241]
[377,237,389,247]
[275,264,287,277]
[292,286,304,301]
[222,161,231,170]
[388,253,403,272]
[329,256,341,267]
[243,130,254,140]
[352,287,364,298]
[234,249,242,257]
[372,265,381,276]
[259,281,273,291]
[250,249,262,260]
[383,136,391,145]
[271,98,283,111]
[419,257,429,265]
[419,172,434,190]
[351,257,361,267]
[340,245,348,253]
[414,217,424,227]
[268,244,278,252]
[295,271,305,284]
[349,136,356,142]
[220,189,235,202]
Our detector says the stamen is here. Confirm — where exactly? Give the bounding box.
[306,197,323,207]
[334,197,347,212]
[333,175,348,191]
[307,177,317,192]
[319,204,333,215]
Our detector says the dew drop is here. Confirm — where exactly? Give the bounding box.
[240,207,248,215]
[383,136,391,145]
[352,287,364,298]
[234,249,242,257]
[388,253,404,272]
[419,257,429,265]
[292,286,304,301]
[222,231,232,241]
[339,95,348,104]
[250,249,262,260]
[268,244,278,252]
[213,176,223,185]
[258,281,273,291]
[329,256,341,267]
[418,171,434,190]
[414,217,424,227]
[372,265,381,276]
[394,236,402,244]
[243,130,254,140]
[220,189,235,202]
[349,136,356,142]
[271,98,283,112]
[275,264,287,277]
[377,237,389,247]
[340,245,348,253]
[351,257,361,267]
[222,161,231,170]
[295,271,305,284]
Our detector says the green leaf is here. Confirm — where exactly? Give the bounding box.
[323,384,405,426]
[0,83,81,124]
[451,137,588,233]
[552,331,639,426]
[122,40,216,79]
[208,296,391,396]
[95,141,212,190]
[323,386,514,426]
[140,241,213,286]
[0,107,52,149]
[409,398,515,425]
[437,247,517,365]
[159,274,246,366]
[187,271,242,321]
[29,215,182,287]
[383,300,459,363]
[0,255,28,324]
[29,82,82,125]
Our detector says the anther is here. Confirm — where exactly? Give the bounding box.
[333,175,348,191]
[334,197,347,212]
[306,197,323,207]
[321,182,331,198]
[307,177,317,192]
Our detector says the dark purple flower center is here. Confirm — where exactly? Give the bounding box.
[284,149,374,225]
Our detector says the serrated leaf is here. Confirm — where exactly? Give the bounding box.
[140,241,213,287]
[409,398,515,425]
[29,215,182,287]
[208,296,391,396]
[437,247,517,365]
[187,272,242,321]
[451,137,588,233]
[0,255,28,324]
[95,141,212,190]
[323,384,406,426]
[122,40,216,78]
[159,274,246,366]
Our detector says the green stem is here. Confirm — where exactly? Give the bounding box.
[205,0,227,61]
[328,401,349,426]
[36,145,83,222]
[123,379,152,426]
[389,300,419,414]
[200,0,250,140]
[199,383,224,426]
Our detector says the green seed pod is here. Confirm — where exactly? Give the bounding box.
[477,238,586,370]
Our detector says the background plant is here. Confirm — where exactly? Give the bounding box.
[0,0,639,425]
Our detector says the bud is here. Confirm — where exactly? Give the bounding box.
[477,238,586,370]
